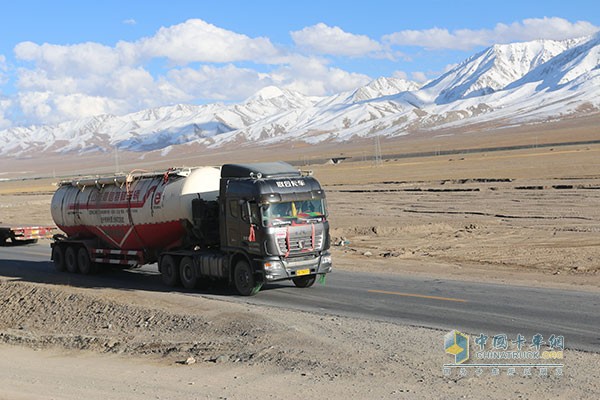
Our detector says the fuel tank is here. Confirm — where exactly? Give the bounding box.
[50,167,220,250]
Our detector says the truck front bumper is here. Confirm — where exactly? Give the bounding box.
[262,252,332,282]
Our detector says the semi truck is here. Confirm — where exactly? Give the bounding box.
[0,226,56,246]
[50,162,332,295]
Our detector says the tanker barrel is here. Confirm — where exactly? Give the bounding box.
[51,166,221,252]
[60,168,194,189]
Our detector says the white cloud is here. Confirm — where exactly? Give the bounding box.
[16,91,129,124]
[0,55,7,86]
[53,94,127,120]
[271,55,371,95]
[9,18,376,125]
[392,70,408,80]
[291,23,383,57]
[167,64,268,100]
[104,67,155,98]
[168,56,371,101]
[0,96,11,129]
[15,41,122,76]
[8,16,598,127]
[494,17,599,42]
[17,91,53,121]
[411,71,429,83]
[14,19,283,72]
[128,19,282,65]
[123,18,137,26]
[10,19,284,122]
[384,17,599,50]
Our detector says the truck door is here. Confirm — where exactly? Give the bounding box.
[225,199,243,248]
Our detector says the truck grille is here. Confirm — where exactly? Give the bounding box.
[277,232,323,254]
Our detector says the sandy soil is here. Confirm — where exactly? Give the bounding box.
[0,279,599,400]
[321,146,600,291]
[1,141,599,398]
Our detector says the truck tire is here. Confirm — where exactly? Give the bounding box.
[179,256,197,289]
[65,246,79,273]
[233,260,260,296]
[160,255,180,287]
[77,247,95,275]
[52,245,66,272]
[292,275,317,288]
[0,232,8,246]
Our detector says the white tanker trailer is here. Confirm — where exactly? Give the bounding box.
[50,162,332,295]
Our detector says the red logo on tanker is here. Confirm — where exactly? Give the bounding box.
[68,185,158,210]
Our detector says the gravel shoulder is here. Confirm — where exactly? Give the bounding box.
[0,278,599,400]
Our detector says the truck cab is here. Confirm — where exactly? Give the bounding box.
[219,162,332,294]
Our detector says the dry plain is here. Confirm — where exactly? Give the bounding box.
[0,139,599,399]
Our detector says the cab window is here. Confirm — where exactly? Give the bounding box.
[229,200,239,218]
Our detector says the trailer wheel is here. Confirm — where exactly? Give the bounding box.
[160,255,180,287]
[65,246,78,273]
[77,247,95,275]
[179,256,197,289]
[52,245,66,272]
[233,260,259,296]
[292,275,317,288]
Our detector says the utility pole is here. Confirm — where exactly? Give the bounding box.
[114,145,120,174]
[374,136,383,166]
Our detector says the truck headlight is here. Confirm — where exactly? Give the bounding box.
[264,261,284,272]
[321,254,332,265]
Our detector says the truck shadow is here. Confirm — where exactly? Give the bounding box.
[0,258,290,296]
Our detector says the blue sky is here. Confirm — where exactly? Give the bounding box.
[0,0,598,128]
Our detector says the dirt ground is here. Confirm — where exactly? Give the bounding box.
[1,142,599,398]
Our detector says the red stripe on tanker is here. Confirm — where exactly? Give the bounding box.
[50,167,220,251]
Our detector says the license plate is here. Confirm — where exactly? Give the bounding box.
[296,269,310,276]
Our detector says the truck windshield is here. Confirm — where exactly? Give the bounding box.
[262,199,326,226]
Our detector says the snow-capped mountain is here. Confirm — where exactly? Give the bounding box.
[415,37,590,107]
[1,34,599,158]
[349,77,421,102]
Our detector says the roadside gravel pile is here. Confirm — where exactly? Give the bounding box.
[1,278,599,399]
[0,278,395,379]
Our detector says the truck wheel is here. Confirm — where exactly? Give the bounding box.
[65,246,78,273]
[179,256,197,289]
[292,275,317,288]
[160,255,180,287]
[234,260,259,296]
[52,245,66,272]
[77,247,95,275]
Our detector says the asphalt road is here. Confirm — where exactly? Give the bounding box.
[1,243,599,353]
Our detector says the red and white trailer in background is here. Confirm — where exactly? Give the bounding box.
[0,226,57,246]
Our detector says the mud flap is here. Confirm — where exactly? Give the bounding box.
[252,270,265,295]
[250,282,263,296]
[318,274,326,285]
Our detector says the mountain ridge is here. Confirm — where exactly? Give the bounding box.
[1,35,599,158]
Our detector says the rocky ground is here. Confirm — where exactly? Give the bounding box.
[0,277,598,400]
[1,144,599,399]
